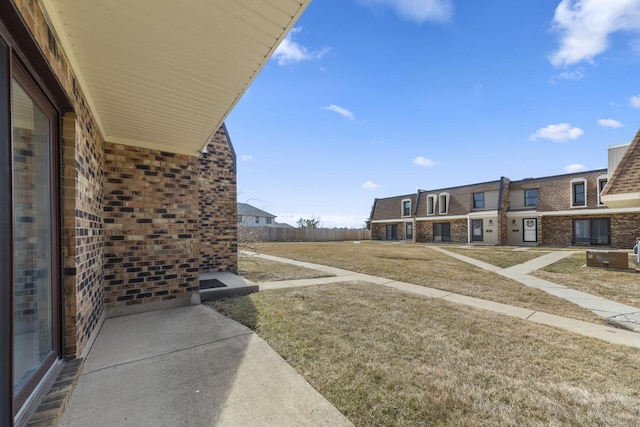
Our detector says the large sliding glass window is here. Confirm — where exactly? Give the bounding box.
[573,218,610,245]
[11,62,60,413]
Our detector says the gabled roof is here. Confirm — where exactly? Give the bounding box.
[237,203,276,218]
[40,0,311,156]
[601,128,640,208]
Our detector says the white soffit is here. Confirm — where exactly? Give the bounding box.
[41,0,310,156]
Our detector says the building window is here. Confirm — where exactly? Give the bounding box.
[573,218,610,245]
[405,222,413,240]
[438,193,450,214]
[597,176,608,206]
[266,217,272,224]
[571,178,586,207]
[237,215,242,223]
[524,189,538,207]
[473,192,484,209]
[255,216,259,224]
[386,224,398,240]
[10,59,61,415]
[426,194,437,215]
[402,199,411,217]
[434,222,451,242]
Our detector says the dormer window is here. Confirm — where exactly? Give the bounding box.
[402,199,411,217]
[426,194,437,215]
[597,175,608,206]
[473,192,484,209]
[571,178,587,207]
[439,192,450,214]
[524,189,538,207]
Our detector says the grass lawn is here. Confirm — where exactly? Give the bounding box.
[252,242,602,323]
[532,252,640,308]
[209,283,640,426]
[238,254,335,283]
[441,245,545,268]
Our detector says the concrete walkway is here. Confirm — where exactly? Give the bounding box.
[251,252,640,348]
[430,246,640,330]
[58,304,353,427]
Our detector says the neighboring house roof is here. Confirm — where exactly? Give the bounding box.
[237,203,276,219]
[274,222,295,229]
[39,0,311,155]
[601,129,640,208]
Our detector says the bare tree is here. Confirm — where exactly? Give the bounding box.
[296,216,321,229]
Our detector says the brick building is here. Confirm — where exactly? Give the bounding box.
[371,129,640,249]
[1,0,310,425]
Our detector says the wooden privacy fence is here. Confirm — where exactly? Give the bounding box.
[240,227,371,242]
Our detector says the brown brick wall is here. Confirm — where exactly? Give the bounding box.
[61,108,105,357]
[199,126,238,273]
[371,222,407,240]
[542,213,639,248]
[103,143,200,313]
[510,170,607,212]
[415,219,467,243]
[498,177,510,245]
[611,214,640,248]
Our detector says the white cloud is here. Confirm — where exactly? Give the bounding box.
[273,27,330,66]
[240,155,253,161]
[630,94,640,107]
[598,118,624,128]
[550,68,585,84]
[564,163,587,173]
[362,180,380,190]
[530,123,584,142]
[357,0,453,24]
[413,156,436,167]
[324,104,355,120]
[549,0,640,67]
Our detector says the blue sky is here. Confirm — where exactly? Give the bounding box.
[226,0,640,228]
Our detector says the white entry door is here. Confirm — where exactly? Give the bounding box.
[523,218,537,242]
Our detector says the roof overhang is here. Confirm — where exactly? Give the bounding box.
[40,0,310,156]
[601,193,640,208]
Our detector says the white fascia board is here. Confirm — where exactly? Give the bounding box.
[415,215,469,221]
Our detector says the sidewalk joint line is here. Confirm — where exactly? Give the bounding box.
[83,330,254,376]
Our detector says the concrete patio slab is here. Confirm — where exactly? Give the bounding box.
[58,305,353,427]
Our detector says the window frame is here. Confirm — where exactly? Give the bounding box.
[438,192,450,215]
[570,178,587,207]
[472,192,484,209]
[265,217,272,225]
[426,194,437,216]
[573,218,610,245]
[433,222,451,242]
[524,188,538,207]
[597,175,608,206]
[10,54,62,417]
[401,199,411,217]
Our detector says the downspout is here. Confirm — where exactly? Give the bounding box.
[413,190,422,242]
[467,215,471,244]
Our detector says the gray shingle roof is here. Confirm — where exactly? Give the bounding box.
[237,203,276,218]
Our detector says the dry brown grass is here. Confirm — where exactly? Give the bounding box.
[209,283,640,426]
[532,252,640,307]
[254,242,602,323]
[239,254,334,283]
[442,245,545,268]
